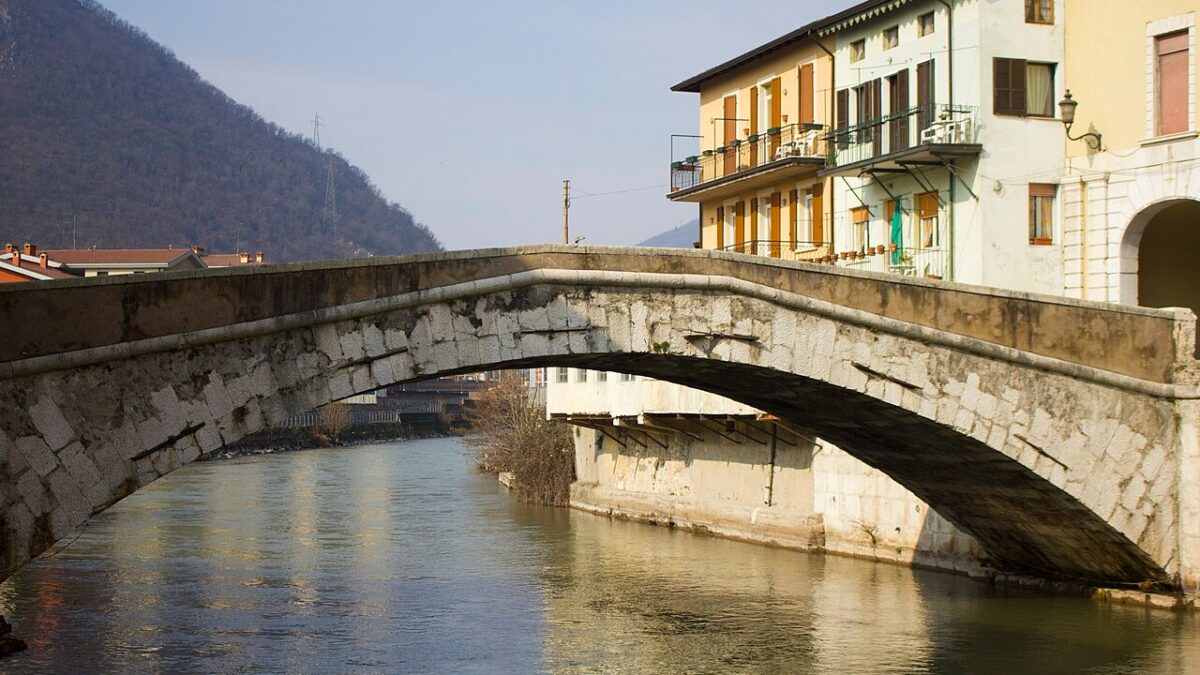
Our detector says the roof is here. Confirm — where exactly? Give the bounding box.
[0,259,76,281]
[42,248,199,267]
[0,252,67,270]
[669,0,902,93]
[201,253,263,267]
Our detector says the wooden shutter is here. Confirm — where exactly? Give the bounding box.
[993,58,1027,116]
[869,78,883,150]
[749,86,759,135]
[723,95,737,175]
[811,184,824,243]
[917,59,935,130]
[890,69,910,151]
[749,86,759,168]
[770,192,782,257]
[735,201,746,252]
[789,188,799,248]
[715,206,725,250]
[836,89,850,148]
[1158,32,1189,135]
[800,64,815,126]
[749,198,759,252]
[770,77,783,157]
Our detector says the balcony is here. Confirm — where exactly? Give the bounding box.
[822,104,980,176]
[669,123,827,202]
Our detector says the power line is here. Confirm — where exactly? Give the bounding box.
[572,184,668,200]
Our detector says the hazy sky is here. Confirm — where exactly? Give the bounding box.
[100,0,843,251]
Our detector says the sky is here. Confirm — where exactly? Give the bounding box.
[100,0,843,251]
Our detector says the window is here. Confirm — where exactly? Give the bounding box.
[918,12,935,37]
[555,367,569,383]
[917,192,939,248]
[993,58,1055,116]
[576,369,588,383]
[1025,0,1052,25]
[1156,31,1190,136]
[94,270,108,277]
[1029,184,1056,244]
[850,39,865,63]
[620,372,636,382]
[851,206,870,251]
[883,26,899,50]
[596,371,607,382]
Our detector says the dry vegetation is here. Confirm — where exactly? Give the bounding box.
[460,374,575,506]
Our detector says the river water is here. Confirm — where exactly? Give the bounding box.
[0,437,1196,673]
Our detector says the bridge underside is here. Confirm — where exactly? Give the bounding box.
[0,247,1194,595]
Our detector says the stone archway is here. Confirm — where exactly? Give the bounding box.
[1124,200,1200,350]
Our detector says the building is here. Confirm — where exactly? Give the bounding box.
[0,243,268,282]
[38,247,206,277]
[1060,0,1198,328]
[0,244,76,284]
[551,0,1199,573]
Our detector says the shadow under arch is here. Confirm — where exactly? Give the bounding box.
[0,249,1186,591]
[1120,198,1200,356]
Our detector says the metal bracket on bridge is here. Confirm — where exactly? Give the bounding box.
[685,331,759,357]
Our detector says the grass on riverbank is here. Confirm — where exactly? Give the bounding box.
[459,374,575,506]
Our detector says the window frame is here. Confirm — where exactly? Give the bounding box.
[1028,183,1057,245]
[883,25,899,50]
[1155,30,1190,136]
[917,12,935,37]
[850,39,866,63]
[1024,0,1053,25]
[555,367,569,383]
[993,57,1057,117]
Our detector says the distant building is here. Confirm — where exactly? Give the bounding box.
[0,244,76,284]
[0,243,268,282]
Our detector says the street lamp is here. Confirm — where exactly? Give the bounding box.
[1058,90,1102,150]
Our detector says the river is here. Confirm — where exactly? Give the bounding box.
[0,437,1195,673]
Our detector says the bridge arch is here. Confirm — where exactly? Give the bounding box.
[0,248,1195,592]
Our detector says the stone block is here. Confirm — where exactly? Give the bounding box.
[28,398,74,452]
[16,436,58,478]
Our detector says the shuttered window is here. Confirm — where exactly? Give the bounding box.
[852,206,870,251]
[917,59,935,130]
[994,58,1026,116]
[1025,0,1052,24]
[836,89,850,149]
[1157,31,1190,136]
[1029,184,1056,244]
[799,64,815,126]
[917,192,939,248]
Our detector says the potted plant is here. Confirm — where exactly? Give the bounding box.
[702,149,713,157]
[887,243,898,253]
[876,244,886,255]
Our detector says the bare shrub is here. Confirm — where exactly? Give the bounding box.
[317,402,352,442]
[460,374,575,505]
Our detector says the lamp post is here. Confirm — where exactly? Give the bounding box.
[1058,90,1102,150]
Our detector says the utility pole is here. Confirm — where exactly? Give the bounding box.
[562,179,570,245]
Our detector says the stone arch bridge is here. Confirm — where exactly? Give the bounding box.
[1,246,1197,597]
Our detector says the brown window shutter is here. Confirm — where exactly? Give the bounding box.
[749,198,759,248]
[994,58,1027,115]
[800,64,815,125]
[1158,32,1189,135]
[789,188,799,246]
[750,86,759,136]
[811,184,824,243]
[716,206,725,249]
[1029,183,1057,198]
[770,77,783,128]
[917,59,935,129]
[769,192,782,257]
[836,89,849,147]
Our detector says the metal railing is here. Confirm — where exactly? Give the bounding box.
[825,104,978,168]
[718,239,833,260]
[834,245,948,279]
[670,123,827,193]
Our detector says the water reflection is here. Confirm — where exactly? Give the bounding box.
[0,438,1195,673]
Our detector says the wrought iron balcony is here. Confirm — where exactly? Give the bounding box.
[669,123,827,201]
[823,104,980,174]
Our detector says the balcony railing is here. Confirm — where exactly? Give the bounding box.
[718,239,832,259]
[670,123,827,193]
[834,245,948,279]
[825,104,978,168]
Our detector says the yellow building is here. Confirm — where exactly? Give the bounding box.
[668,24,836,261]
[1061,1,1197,324]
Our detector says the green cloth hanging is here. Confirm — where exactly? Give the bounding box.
[890,205,904,265]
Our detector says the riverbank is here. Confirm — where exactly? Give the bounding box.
[201,422,452,461]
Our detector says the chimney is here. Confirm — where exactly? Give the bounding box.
[192,245,205,255]
[22,243,35,256]
[239,252,249,264]
[254,251,263,263]
[3,243,14,255]
[39,253,49,269]
[10,249,18,268]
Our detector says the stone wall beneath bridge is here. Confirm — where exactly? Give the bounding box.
[0,247,1195,600]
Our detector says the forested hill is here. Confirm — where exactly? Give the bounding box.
[0,0,441,261]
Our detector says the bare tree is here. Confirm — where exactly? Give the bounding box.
[461,373,575,505]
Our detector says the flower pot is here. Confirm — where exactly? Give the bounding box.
[887,243,898,253]
[876,245,886,255]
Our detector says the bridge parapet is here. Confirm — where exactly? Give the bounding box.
[0,245,1193,383]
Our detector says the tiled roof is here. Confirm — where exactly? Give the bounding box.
[42,248,195,266]
[0,260,76,280]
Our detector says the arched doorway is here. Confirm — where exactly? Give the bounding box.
[1124,199,1200,354]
